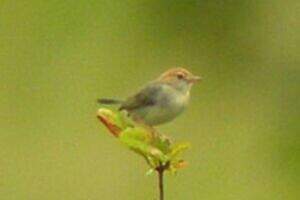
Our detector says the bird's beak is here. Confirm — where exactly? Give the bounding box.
[189,75,202,83]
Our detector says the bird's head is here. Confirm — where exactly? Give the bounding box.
[157,67,201,93]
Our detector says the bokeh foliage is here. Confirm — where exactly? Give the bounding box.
[0,0,299,200]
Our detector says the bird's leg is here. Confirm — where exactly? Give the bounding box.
[147,125,159,139]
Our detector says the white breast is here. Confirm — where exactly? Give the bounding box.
[141,85,190,125]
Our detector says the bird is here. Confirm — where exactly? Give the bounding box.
[98,67,201,126]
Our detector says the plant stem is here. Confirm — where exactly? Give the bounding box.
[158,168,164,200]
[157,162,168,200]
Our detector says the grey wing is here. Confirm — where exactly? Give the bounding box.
[119,84,160,111]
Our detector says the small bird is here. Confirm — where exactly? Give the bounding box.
[98,67,201,126]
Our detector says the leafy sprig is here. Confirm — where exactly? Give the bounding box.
[97,108,190,173]
[97,108,190,200]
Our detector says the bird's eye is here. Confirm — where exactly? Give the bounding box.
[177,73,184,79]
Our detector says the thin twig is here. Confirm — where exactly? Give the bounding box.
[156,162,169,200]
[158,167,164,200]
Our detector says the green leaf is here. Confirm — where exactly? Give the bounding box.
[151,134,171,154]
[120,127,151,142]
[114,111,135,130]
[146,168,155,176]
[120,129,169,164]
[168,142,190,160]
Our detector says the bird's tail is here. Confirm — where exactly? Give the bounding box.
[97,98,123,105]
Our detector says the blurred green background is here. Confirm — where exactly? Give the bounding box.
[0,0,299,199]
